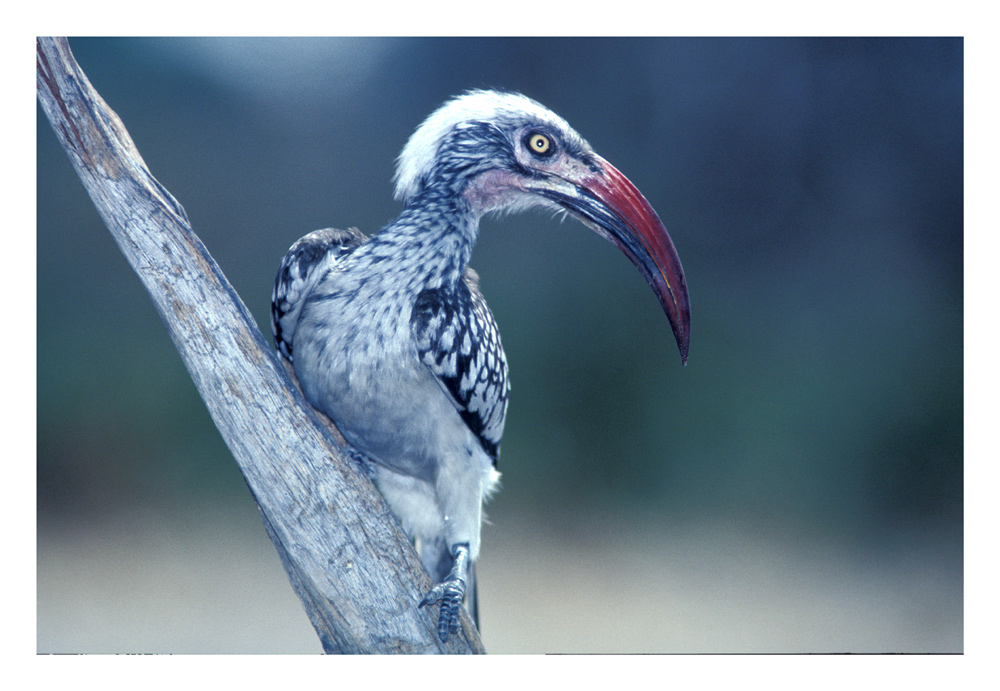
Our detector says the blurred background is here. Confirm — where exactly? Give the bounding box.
[37,37,962,653]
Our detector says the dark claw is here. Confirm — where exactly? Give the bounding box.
[346,448,377,478]
[419,578,466,642]
[419,543,471,643]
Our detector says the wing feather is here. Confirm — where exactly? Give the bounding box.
[270,227,367,361]
[411,270,509,464]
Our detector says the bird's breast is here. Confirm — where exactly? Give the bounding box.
[292,275,477,482]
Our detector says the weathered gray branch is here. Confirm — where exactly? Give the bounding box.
[36,36,483,654]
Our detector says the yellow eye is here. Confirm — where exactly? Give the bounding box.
[526,132,553,156]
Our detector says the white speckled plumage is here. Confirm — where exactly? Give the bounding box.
[271,90,690,642]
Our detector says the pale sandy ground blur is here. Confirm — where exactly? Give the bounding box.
[37,501,961,654]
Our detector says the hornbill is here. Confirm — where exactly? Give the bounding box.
[271,90,690,643]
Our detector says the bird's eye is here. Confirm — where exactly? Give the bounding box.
[525,132,554,157]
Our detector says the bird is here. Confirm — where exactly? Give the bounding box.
[270,89,690,643]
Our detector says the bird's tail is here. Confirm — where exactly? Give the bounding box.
[467,561,479,629]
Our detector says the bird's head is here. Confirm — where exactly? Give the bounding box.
[393,90,691,364]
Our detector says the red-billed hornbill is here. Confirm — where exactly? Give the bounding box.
[271,90,689,643]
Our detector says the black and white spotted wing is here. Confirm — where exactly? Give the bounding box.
[270,227,367,362]
[411,270,510,465]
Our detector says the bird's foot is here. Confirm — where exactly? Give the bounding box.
[419,577,466,642]
[418,543,470,643]
[346,447,377,478]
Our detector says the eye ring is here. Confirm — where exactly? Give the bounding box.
[525,131,554,157]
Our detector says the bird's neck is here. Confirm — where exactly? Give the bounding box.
[377,192,480,290]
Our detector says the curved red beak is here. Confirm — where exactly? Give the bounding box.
[533,157,691,364]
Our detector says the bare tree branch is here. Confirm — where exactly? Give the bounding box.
[36,36,483,655]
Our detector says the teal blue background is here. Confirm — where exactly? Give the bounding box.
[37,38,962,652]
